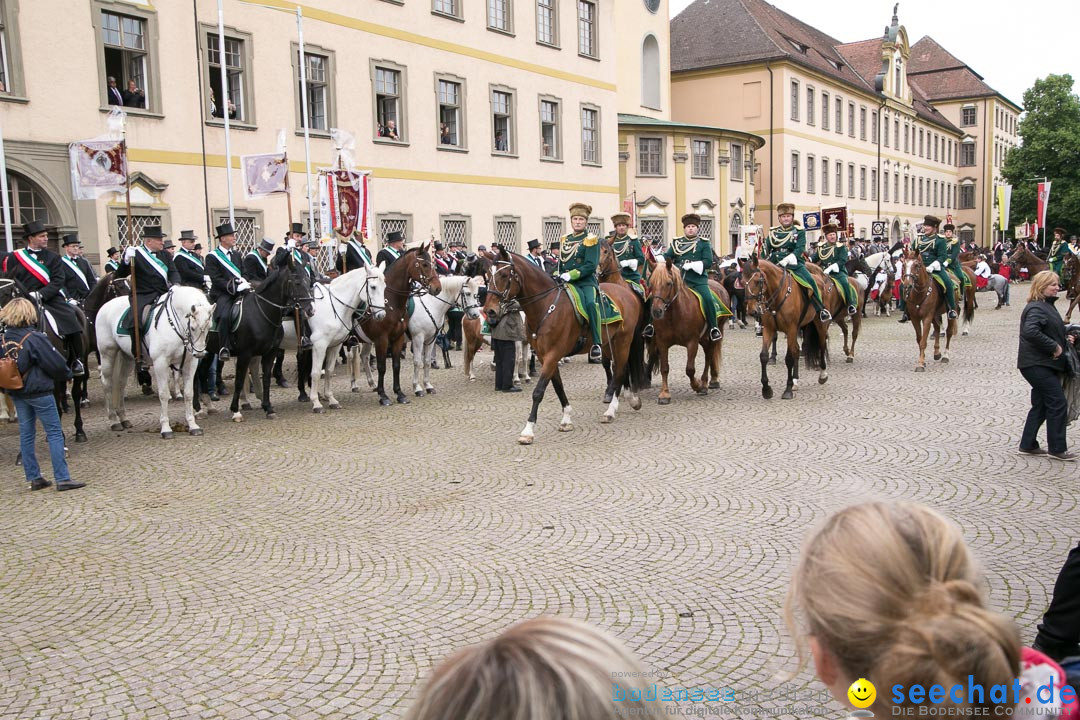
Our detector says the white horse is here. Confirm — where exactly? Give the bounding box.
[276,264,388,413]
[406,275,482,396]
[96,286,214,438]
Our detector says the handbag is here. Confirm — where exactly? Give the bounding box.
[0,335,28,391]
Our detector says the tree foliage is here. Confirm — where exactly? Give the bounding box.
[1002,74,1080,236]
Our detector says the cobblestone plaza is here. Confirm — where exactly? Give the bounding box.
[1,306,1074,719]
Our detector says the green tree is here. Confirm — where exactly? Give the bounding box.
[1002,74,1080,241]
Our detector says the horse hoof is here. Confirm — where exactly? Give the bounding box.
[558,423,574,432]
[241,402,252,410]
[762,387,773,400]
[75,432,88,443]
[781,390,794,400]
[351,387,361,393]
[518,435,534,445]
[379,397,391,406]
[328,403,341,410]
[266,412,277,419]
[396,395,410,405]
[121,420,133,429]
[415,390,423,398]
[962,330,969,336]
[846,356,854,364]
[818,375,828,385]
[630,397,642,411]
[696,389,708,396]
[941,356,950,364]
[189,428,203,436]
[600,414,612,424]
[426,388,436,395]
[658,396,671,405]
[313,407,326,414]
[161,431,174,440]
[602,393,613,404]
[469,377,476,382]
[915,366,926,373]
[933,353,942,360]
[297,394,310,403]
[708,381,720,389]
[232,414,244,422]
[141,385,154,396]
[768,358,777,366]
[80,399,90,408]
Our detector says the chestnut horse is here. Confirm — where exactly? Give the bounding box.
[900,251,956,371]
[1006,245,1049,277]
[807,263,863,363]
[645,259,727,404]
[483,247,646,444]
[596,238,649,400]
[740,257,829,400]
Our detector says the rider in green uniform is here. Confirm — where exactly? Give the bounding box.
[644,213,723,342]
[610,212,646,299]
[1049,227,1071,286]
[942,223,971,294]
[558,202,603,363]
[765,202,832,323]
[811,223,858,316]
[911,214,958,320]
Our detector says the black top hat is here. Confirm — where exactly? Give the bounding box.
[434,241,445,251]
[214,223,235,238]
[193,243,203,251]
[106,246,119,256]
[289,222,307,236]
[61,234,81,246]
[22,220,47,237]
[258,237,275,254]
[527,239,542,250]
[162,239,176,250]
[179,230,198,241]
[387,231,404,244]
[143,225,166,239]
[549,240,560,249]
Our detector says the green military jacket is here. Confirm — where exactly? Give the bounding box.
[912,234,948,267]
[612,234,645,284]
[558,230,599,284]
[765,225,807,265]
[663,236,713,286]
[944,237,963,271]
[812,242,849,273]
[1050,239,1072,263]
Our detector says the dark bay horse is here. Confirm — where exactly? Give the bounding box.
[646,259,728,403]
[740,257,829,400]
[596,238,649,399]
[483,247,646,444]
[807,263,863,363]
[900,251,955,371]
[357,244,442,406]
[1006,245,1049,277]
[1064,254,1080,321]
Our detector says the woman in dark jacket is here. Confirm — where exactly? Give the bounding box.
[0,298,84,491]
[1017,270,1076,460]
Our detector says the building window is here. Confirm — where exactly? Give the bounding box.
[697,217,714,243]
[933,180,938,207]
[959,184,975,209]
[871,110,878,144]
[211,210,261,255]
[98,5,158,112]
[433,0,462,19]
[637,137,663,176]
[488,0,512,33]
[883,170,889,202]
[961,106,976,126]
[859,166,866,199]
[790,79,799,121]
[581,104,600,165]
[835,160,842,197]
[848,162,855,198]
[639,218,666,249]
[586,217,604,238]
[806,86,815,125]
[959,227,975,245]
[642,34,661,109]
[490,86,516,154]
[859,106,866,140]
[441,215,471,248]
[903,176,909,205]
[895,173,899,204]
[536,0,558,46]
[204,29,252,124]
[918,177,923,206]
[730,142,743,181]
[933,134,939,162]
[373,62,406,142]
[692,139,712,178]
[904,123,909,152]
[821,92,830,130]
[542,217,565,246]
[437,76,465,149]
[948,140,953,165]
[5,172,52,227]
[539,96,561,160]
[821,157,829,195]
[790,152,800,192]
[295,47,334,133]
[494,216,522,250]
[835,97,842,134]
[894,118,899,149]
[116,213,168,248]
[959,141,976,166]
[577,0,597,58]
[918,128,924,157]
[848,102,855,137]
[806,154,815,194]
[0,0,24,97]
[377,213,412,245]
[883,114,889,147]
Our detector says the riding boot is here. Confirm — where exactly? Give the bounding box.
[298,314,313,350]
[812,296,832,323]
[65,336,86,377]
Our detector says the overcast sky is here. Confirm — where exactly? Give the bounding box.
[668,0,1079,108]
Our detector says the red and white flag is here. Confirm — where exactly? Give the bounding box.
[1037,181,1052,231]
[622,193,637,229]
[69,139,128,199]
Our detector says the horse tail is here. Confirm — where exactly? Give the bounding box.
[626,314,648,392]
[801,322,827,370]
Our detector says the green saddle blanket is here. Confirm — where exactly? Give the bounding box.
[688,287,732,321]
[117,303,163,337]
[829,276,849,296]
[564,284,622,325]
[407,296,416,317]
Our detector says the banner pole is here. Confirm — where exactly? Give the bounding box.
[122,137,142,368]
[297,7,315,241]
[0,123,13,253]
[216,0,234,225]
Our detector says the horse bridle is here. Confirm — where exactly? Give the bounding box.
[157,288,209,358]
[486,258,563,337]
[744,265,793,317]
[315,273,383,337]
[900,258,932,308]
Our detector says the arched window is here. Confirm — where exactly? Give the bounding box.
[641,34,660,110]
[5,172,53,225]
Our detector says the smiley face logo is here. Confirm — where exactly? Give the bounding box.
[848,678,876,709]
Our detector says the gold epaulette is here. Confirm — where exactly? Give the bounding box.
[583,234,598,247]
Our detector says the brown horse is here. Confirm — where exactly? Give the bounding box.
[1064,254,1080,321]
[807,264,863,363]
[596,238,650,399]
[899,251,956,371]
[872,267,895,317]
[645,259,726,404]
[357,245,441,405]
[1006,245,1049,277]
[483,247,646,444]
[740,257,829,400]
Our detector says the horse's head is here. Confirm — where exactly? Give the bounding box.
[284,253,316,318]
[900,250,923,295]
[483,246,521,323]
[363,263,388,321]
[0,277,21,307]
[741,254,767,317]
[597,238,619,282]
[647,258,682,321]
[459,276,484,320]
[188,298,215,358]
[408,243,442,295]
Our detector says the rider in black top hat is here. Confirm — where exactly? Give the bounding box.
[113,224,180,368]
[60,233,97,303]
[206,222,249,361]
[376,230,405,268]
[174,230,206,289]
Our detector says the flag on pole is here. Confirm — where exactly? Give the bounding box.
[318,169,372,240]
[1037,181,1051,232]
[69,139,127,199]
[622,193,637,229]
[996,184,1012,231]
[241,152,289,200]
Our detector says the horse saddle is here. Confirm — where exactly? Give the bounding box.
[562,284,622,326]
[39,307,62,336]
[687,287,732,321]
[117,299,164,337]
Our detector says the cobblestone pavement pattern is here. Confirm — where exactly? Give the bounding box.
[1,304,1074,720]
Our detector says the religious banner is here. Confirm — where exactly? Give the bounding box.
[821,206,848,233]
[68,139,128,199]
[318,169,372,240]
[241,152,289,200]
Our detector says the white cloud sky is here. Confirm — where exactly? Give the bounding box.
[668,0,1080,108]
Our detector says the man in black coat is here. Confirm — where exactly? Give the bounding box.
[205,223,249,361]
[376,230,405,268]
[113,224,179,367]
[343,230,374,272]
[60,234,97,303]
[3,221,86,376]
[243,237,275,282]
[174,230,207,289]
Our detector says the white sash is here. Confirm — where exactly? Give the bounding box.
[349,240,372,265]
[137,246,169,281]
[247,250,267,273]
[212,248,243,279]
[62,256,90,290]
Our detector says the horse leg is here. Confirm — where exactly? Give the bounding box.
[231,355,251,422]
[550,368,574,432]
[759,325,774,400]
[311,343,327,413]
[686,339,705,395]
[71,371,86,442]
[782,330,799,400]
[424,339,438,394]
[518,362,552,445]
[183,360,202,436]
[296,351,312,403]
[363,342,377,390]
[374,338,391,406]
[100,349,119,431]
[838,318,852,362]
[913,317,928,372]
[602,357,614,404]
[933,315,944,361]
[240,358,257,410]
[116,354,134,429]
[324,345,342,410]
[261,351,277,418]
[391,335,409,404]
[465,335,478,381]
[769,334,778,365]
[708,338,721,389]
[153,358,174,439]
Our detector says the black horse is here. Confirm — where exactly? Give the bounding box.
[718,263,747,328]
[194,250,313,420]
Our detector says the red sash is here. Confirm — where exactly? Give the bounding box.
[13,249,51,286]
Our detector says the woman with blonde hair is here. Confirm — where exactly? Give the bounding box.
[1017,269,1076,460]
[787,501,1020,716]
[404,616,661,720]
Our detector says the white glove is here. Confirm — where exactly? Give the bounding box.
[338,242,348,253]
[236,280,252,292]
[927,261,941,273]
[619,259,633,268]
[1071,246,1080,256]
[684,261,704,274]
[203,275,211,285]
[943,259,951,267]
[286,239,296,249]
[825,263,839,275]
[627,259,639,271]
[779,254,797,267]
[559,272,572,282]
[29,291,41,302]
[123,246,137,262]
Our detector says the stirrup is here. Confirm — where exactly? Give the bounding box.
[300,336,313,349]
[818,309,832,322]
[217,347,231,361]
[847,304,857,315]
[642,324,655,338]
[948,309,958,319]
[588,344,603,363]
[709,327,722,341]
[70,360,86,377]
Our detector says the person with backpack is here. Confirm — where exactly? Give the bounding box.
[0,298,85,492]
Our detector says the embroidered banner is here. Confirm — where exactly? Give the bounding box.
[69,140,128,199]
[241,153,289,200]
[318,169,372,241]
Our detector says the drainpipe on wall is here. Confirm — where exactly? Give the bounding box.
[981,101,989,246]
[876,98,886,228]
[765,61,774,228]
